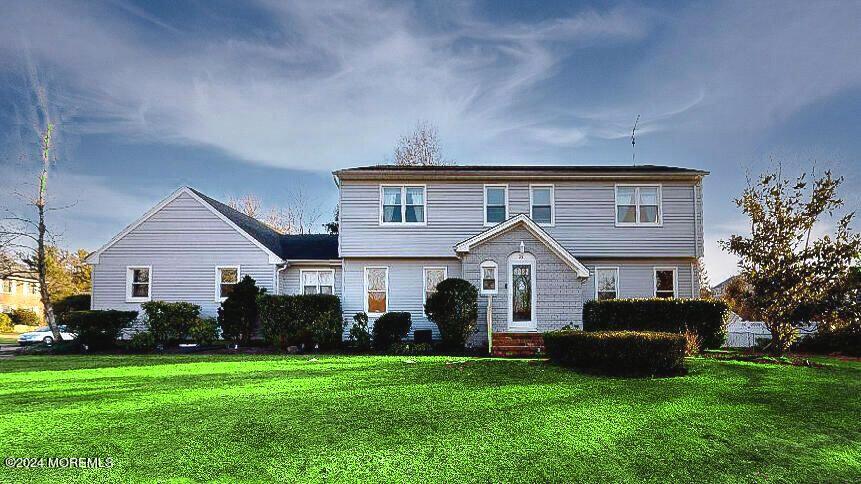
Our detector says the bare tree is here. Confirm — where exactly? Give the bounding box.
[228,189,323,235]
[0,124,63,340]
[393,120,449,166]
[693,257,713,298]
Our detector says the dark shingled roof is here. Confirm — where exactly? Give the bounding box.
[336,164,708,175]
[188,188,338,261]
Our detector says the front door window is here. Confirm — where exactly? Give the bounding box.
[512,264,532,322]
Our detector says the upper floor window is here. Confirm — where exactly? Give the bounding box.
[484,185,508,225]
[364,267,388,315]
[654,267,676,298]
[480,261,498,295]
[530,185,554,225]
[381,185,425,224]
[423,267,447,303]
[216,266,240,301]
[301,269,335,295]
[615,185,661,226]
[595,267,618,300]
[126,266,151,303]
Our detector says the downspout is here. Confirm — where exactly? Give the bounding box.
[276,263,289,295]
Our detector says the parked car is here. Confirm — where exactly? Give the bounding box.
[17,326,77,346]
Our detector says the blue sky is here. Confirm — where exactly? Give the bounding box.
[1,0,859,283]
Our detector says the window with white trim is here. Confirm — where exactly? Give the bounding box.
[484,185,508,225]
[364,267,388,315]
[654,268,676,299]
[381,185,425,224]
[595,267,619,300]
[480,261,498,295]
[423,267,447,303]
[216,266,240,301]
[301,269,335,295]
[616,185,661,225]
[126,266,151,302]
[0,280,11,294]
[530,185,554,225]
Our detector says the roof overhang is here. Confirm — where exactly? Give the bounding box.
[334,165,709,182]
[454,214,590,278]
[86,187,283,265]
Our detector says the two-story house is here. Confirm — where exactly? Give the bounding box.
[87,164,707,351]
[0,274,43,316]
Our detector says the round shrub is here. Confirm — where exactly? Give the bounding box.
[543,330,687,376]
[189,317,219,345]
[127,331,157,352]
[0,313,12,332]
[10,308,42,327]
[424,278,478,350]
[64,310,139,350]
[372,312,412,351]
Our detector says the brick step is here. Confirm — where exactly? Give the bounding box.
[491,345,545,357]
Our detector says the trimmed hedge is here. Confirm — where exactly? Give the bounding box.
[259,294,343,350]
[794,326,861,357]
[544,330,687,376]
[64,310,139,349]
[52,294,91,323]
[372,312,412,351]
[583,299,729,349]
[10,308,42,327]
[141,301,201,345]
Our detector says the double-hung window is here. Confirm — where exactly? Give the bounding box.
[301,269,335,295]
[480,261,498,295]
[423,267,447,303]
[126,266,151,302]
[530,185,554,225]
[654,268,676,298]
[381,185,426,224]
[216,266,240,301]
[595,267,619,300]
[364,267,388,315]
[0,280,10,294]
[615,185,661,225]
[484,185,508,225]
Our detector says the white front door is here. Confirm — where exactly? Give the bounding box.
[508,252,536,331]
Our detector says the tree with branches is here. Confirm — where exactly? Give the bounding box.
[228,188,323,235]
[393,120,449,166]
[720,166,861,354]
[1,124,64,341]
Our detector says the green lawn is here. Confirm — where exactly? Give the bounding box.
[0,355,858,483]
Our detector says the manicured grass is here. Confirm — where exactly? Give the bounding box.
[0,355,859,483]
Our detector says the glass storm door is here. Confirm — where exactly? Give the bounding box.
[508,252,536,330]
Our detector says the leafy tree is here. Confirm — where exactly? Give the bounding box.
[720,168,861,354]
[218,275,265,345]
[721,276,759,322]
[40,246,91,301]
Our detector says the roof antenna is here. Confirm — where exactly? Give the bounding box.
[631,114,640,165]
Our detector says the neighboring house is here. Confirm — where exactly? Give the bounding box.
[88,164,707,354]
[0,275,43,316]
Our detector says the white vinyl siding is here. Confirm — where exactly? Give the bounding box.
[340,181,701,259]
[91,192,277,316]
